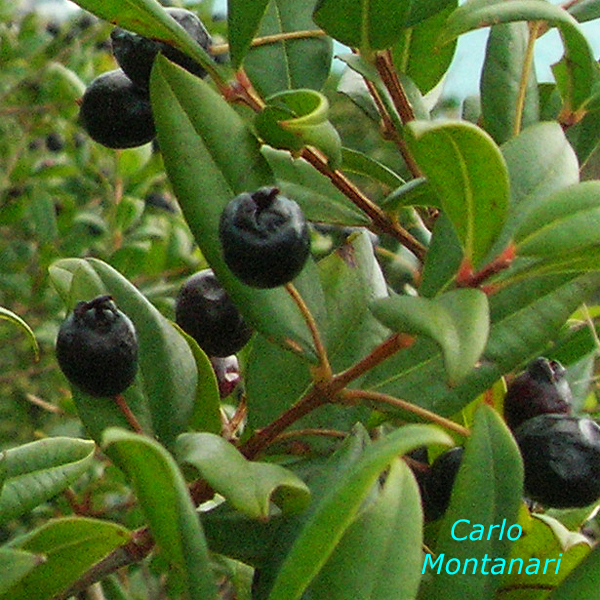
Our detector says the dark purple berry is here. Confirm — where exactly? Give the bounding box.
[56,295,138,397]
[514,414,600,508]
[504,357,572,431]
[79,69,155,149]
[218,187,310,288]
[175,269,253,357]
[110,8,211,90]
[422,447,464,521]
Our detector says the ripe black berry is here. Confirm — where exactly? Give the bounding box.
[110,8,212,90]
[78,69,155,149]
[175,269,253,357]
[422,447,464,521]
[56,295,138,397]
[504,357,572,431]
[514,414,600,508]
[218,187,310,288]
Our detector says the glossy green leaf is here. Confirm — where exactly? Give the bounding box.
[0,306,39,360]
[499,513,591,595]
[340,147,405,191]
[0,517,131,600]
[406,120,509,269]
[481,22,539,145]
[0,550,42,595]
[49,257,197,448]
[515,181,600,257]
[103,428,217,600]
[440,0,595,113]
[424,405,523,600]
[392,2,458,95]
[371,289,489,384]
[381,177,440,211]
[548,541,600,599]
[266,424,452,600]
[176,432,311,518]
[256,89,342,168]
[150,55,318,361]
[263,147,369,226]
[308,458,423,600]
[363,273,600,419]
[244,0,333,97]
[68,0,221,81]
[0,438,95,526]
[228,0,270,68]
[404,0,456,27]
[313,0,411,52]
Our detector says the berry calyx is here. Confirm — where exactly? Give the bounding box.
[110,8,212,90]
[79,69,155,149]
[56,295,138,397]
[175,269,253,357]
[503,357,572,431]
[218,187,311,288]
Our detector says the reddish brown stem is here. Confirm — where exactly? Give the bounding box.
[114,394,144,435]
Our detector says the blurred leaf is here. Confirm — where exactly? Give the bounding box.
[68,0,221,80]
[392,2,458,95]
[371,289,489,384]
[266,424,452,600]
[150,55,319,361]
[481,22,539,145]
[0,550,42,596]
[176,432,311,518]
[227,0,270,69]
[0,306,39,360]
[256,89,342,168]
[29,196,58,244]
[0,438,95,527]
[567,0,600,22]
[103,429,217,600]
[515,181,600,257]
[440,0,595,113]
[308,458,423,600]
[406,120,509,269]
[0,517,131,600]
[424,405,522,600]
[313,0,410,52]
[49,257,197,448]
[244,0,333,97]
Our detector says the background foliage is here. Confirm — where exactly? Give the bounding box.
[3,0,600,599]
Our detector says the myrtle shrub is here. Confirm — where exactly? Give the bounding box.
[3,0,600,599]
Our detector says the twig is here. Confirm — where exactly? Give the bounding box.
[113,394,144,435]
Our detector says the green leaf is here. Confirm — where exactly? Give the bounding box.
[515,181,600,257]
[439,0,596,113]
[404,0,456,27]
[381,177,440,212]
[568,0,600,23]
[1,517,131,600]
[371,289,489,384]
[150,55,319,361]
[68,0,221,81]
[481,22,539,145]
[548,540,600,599]
[266,424,452,600]
[313,0,411,53]
[176,432,311,519]
[406,120,510,269]
[49,257,197,448]
[340,147,405,191]
[423,405,523,600]
[228,0,270,68]
[103,429,217,600]
[244,0,333,97]
[256,89,342,168]
[392,2,458,95]
[307,458,423,600]
[0,549,43,595]
[263,147,369,226]
[0,438,95,526]
[0,306,39,361]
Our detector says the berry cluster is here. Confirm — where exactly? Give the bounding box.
[419,357,600,519]
[79,8,211,149]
